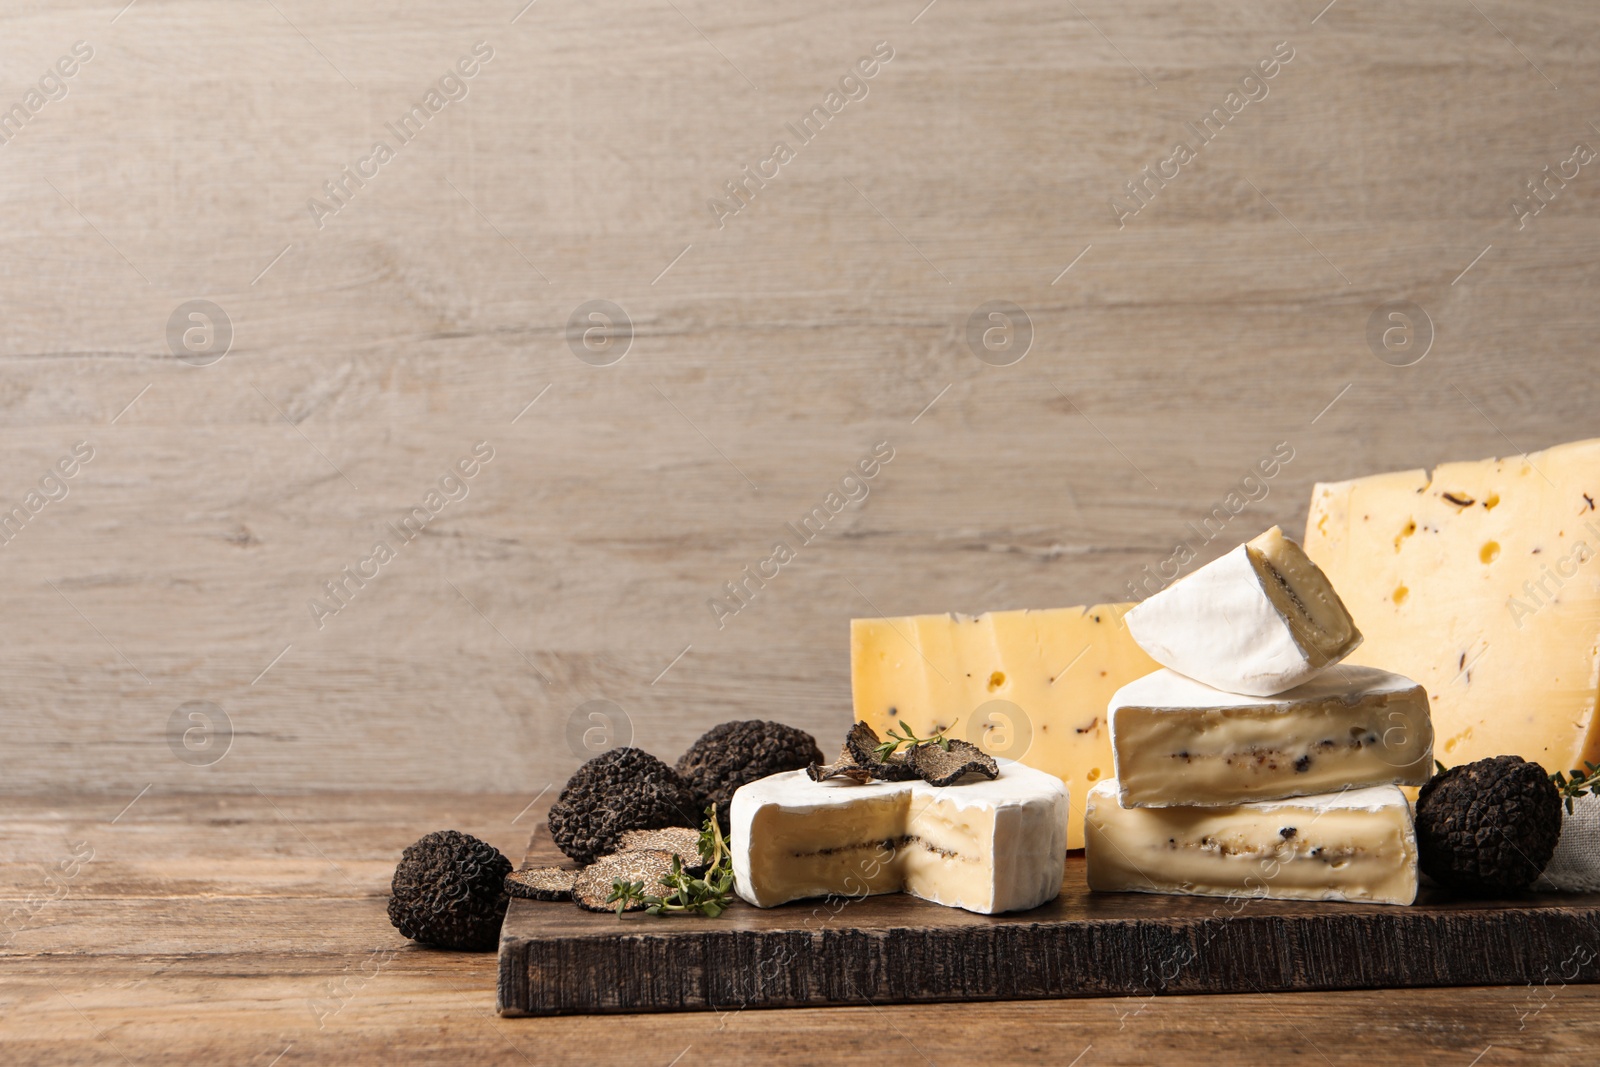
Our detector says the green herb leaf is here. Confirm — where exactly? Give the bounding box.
[1551,763,1600,816]
[874,719,960,761]
[616,805,737,920]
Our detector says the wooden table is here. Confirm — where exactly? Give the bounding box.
[5,791,1596,1064]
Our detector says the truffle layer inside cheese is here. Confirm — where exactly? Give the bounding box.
[1084,780,1418,906]
[731,765,1068,915]
[1304,436,1600,776]
[1125,526,1362,696]
[1110,665,1433,807]
[851,604,1157,849]
[1248,525,1361,666]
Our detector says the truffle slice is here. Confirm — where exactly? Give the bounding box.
[546,748,700,866]
[807,739,875,783]
[505,866,577,901]
[573,849,678,912]
[1415,754,1562,895]
[842,721,917,781]
[906,738,1000,787]
[387,830,512,951]
[676,720,825,828]
[615,826,705,870]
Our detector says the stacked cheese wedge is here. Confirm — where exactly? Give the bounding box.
[1085,526,1435,906]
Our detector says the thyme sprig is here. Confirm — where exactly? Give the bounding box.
[874,719,957,762]
[1551,761,1600,815]
[607,807,735,917]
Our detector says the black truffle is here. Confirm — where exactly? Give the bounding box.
[547,748,700,866]
[676,720,824,826]
[843,721,918,781]
[1415,755,1562,895]
[387,830,512,950]
[906,737,999,786]
[572,850,677,912]
[616,826,706,871]
[807,740,875,783]
[505,866,577,901]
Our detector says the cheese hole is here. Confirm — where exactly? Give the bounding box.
[1480,541,1500,564]
[1087,767,1102,782]
[1392,584,1409,605]
[987,671,1006,691]
[1484,493,1500,510]
[1394,519,1417,552]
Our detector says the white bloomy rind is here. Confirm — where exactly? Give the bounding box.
[730,762,1069,915]
[1124,527,1362,697]
[1108,664,1434,807]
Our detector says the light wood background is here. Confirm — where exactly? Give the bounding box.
[1,0,1597,798]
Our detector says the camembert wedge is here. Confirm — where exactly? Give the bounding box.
[1124,526,1362,696]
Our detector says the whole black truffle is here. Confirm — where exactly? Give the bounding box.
[547,748,700,865]
[1415,755,1562,896]
[676,720,825,827]
[387,830,512,950]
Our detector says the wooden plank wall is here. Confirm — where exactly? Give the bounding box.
[0,0,1595,795]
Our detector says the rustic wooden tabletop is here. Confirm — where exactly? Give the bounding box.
[4,791,1595,1064]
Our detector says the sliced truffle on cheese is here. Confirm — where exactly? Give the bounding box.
[1085,780,1419,906]
[851,603,1159,849]
[1124,526,1362,696]
[1109,665,1433,807]
[730,764,1068,915]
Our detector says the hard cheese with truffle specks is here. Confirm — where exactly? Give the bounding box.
[1109,664,1433,807]
[1124,526,1362,696]
[731,763,1069,914]
[1304,437,1600,775]
[851,604,1158,849]
[1084,780,1419,905]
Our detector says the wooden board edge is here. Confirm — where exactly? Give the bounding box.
[497,901,1600,1016]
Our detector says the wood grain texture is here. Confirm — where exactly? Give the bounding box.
[499,833,1600,1015]
[6,791,1600,1065]
[1,0,1598,801]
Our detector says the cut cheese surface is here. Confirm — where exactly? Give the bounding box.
[1124,526,1361,697]
[1084,779,1419,906]
[851,604,1159,849]
[730,764,1069,914]
[1109,665,1433,807]
[1304,438,1600,774]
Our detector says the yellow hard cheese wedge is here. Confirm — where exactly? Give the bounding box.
[1304,437,1600,775]
[850,605,1158,849]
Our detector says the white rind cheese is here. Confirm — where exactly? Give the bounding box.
[1084,779,1419,905]
[730,763,1069,915]
[1125,526,1362,697]
[1304,437,1600,776]
[1109,665,1434,807]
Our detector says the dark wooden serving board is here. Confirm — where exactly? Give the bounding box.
[497,830,1600,1016]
